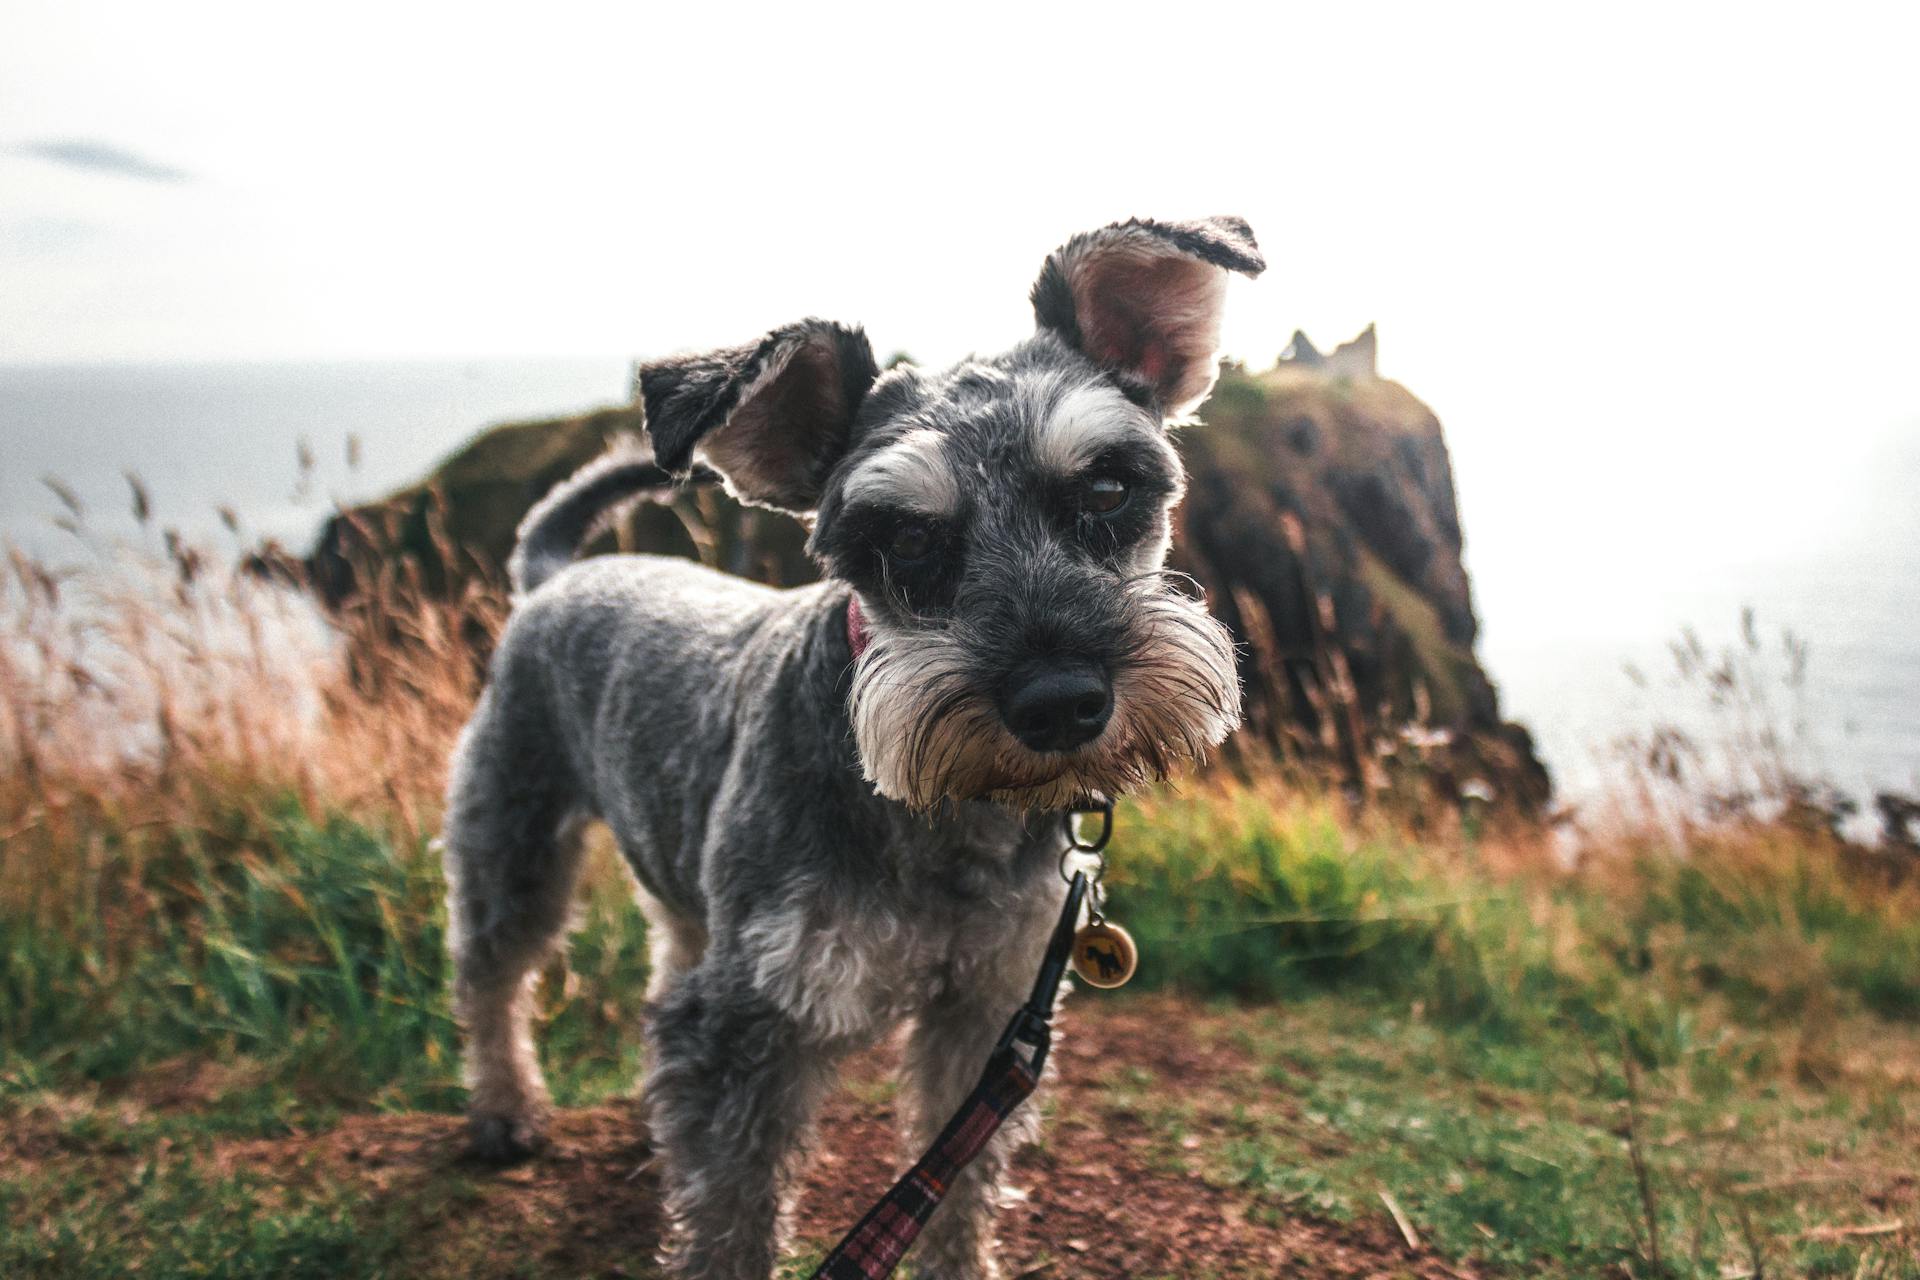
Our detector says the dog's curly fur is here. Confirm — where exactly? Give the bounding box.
[442,216,1262,1280]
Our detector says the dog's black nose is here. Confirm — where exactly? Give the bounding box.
[1001,658,1113,753]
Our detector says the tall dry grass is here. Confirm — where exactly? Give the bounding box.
[1,479,495,856]
[0,485,560,1103]
[3,475,1915,1103]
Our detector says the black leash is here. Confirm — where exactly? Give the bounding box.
[808,801,1111,1279]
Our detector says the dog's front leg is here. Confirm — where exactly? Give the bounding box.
[901,990,1046,1280]
[645,960,837,1280]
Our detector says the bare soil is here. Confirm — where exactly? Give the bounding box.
[158,996,1480,1279]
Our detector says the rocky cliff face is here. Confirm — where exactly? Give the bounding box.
[306,340,1547,813]
[1172,354,1547,812]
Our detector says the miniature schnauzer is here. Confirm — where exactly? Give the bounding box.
[441,216,1264,1280]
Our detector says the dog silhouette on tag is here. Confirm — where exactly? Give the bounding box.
[1070,921,1137,989]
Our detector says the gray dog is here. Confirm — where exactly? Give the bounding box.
[441,216,1263,1279]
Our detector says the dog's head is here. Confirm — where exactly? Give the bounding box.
[639,217,1264,811]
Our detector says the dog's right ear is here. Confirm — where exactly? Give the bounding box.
[1031,216,1265,418]
[637,319,879,515]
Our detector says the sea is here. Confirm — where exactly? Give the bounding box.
[3,360,1914,828]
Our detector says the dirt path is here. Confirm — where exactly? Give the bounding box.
[177,997,1479,1279]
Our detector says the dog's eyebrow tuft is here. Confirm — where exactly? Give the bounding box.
[840,428,961,515]
[1030,379,1163,475]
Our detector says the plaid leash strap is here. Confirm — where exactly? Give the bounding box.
[810,870,1091,1280]
[809,1046,1040,1279]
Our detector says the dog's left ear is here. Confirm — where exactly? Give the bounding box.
[638,319,879,514]
[1031,216,1265,417]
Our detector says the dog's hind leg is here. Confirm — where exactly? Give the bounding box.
[442,706,591,1161]
[645,959,839,1280]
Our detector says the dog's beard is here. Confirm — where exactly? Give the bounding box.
[847,581,1242,812]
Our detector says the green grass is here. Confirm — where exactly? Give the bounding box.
[4,782,1918,1277]
[2,1156,416,1280]
[1074,996,1919,1279]
[1110,785,1920,1049]
[2,794,650,1114]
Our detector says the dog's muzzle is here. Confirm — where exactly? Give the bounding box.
[843,581,1243,812]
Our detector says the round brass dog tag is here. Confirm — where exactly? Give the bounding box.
[1070,921,1138,989]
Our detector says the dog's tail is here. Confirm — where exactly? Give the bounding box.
[508,439,687,596]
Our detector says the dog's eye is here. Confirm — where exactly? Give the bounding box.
[1082,476,1130,516]
[887,522,934,563]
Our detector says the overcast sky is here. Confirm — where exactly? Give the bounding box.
[4,1,1917,630]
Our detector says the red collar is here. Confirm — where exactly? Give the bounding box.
[846,593,871,660]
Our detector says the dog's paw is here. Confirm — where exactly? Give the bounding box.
[466,1110,549,1163]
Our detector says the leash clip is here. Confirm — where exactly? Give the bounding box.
[993,869,1090,1075]
[992,1004,1054,1073]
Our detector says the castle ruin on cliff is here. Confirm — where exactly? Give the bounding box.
[1277,324,1378,379]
